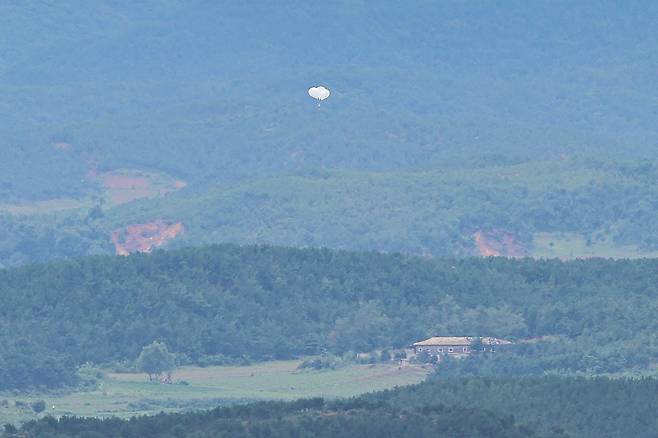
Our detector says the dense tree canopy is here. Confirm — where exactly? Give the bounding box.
[368,377,658,438]
[5,158,658,268]
[2,1,657,202]
[135,342,176,381]
[10,377,658,438]
[2,2,658,268]
[6,398,553,438]
[1,244,657,389]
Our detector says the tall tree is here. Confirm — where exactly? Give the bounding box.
[135,341,176,381]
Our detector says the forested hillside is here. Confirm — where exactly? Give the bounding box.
[4,3,658,436]
[10,377,658,438]
[2,245,657,390]
[105,159,658,255]
[5,158,658,267]
[2,1,656,202]
[2,1,658,265]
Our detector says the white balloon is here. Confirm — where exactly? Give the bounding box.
[318,88,330,100]
[308,86,330,101]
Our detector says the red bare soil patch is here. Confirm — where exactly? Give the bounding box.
[474,230,527,257]
[102,174,151,190]
[95,169,186,206]
[112,221,184,256]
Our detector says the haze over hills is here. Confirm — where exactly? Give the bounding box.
[2,1,658,195]
[4,4,658,436]
[1,1,658,265]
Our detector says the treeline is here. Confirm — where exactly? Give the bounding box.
[367,376,658,438]
[1,244,658,389]
[10,377,658,438]
[6,398,553,438]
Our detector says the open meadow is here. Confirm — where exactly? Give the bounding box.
[0,360,430,425]
[531,232,658,259]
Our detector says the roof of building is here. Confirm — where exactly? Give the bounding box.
[412,336,513,347]
[412,336,472,346]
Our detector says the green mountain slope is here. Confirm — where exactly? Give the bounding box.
[1,1,658,202]
[3,158,658,267]
[3,2,658,265]
[105,158,658,256]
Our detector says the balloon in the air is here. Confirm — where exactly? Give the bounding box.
[308,86,330,104]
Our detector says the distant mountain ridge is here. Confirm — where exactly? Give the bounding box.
[2,1,658,265]
[1,1,658,202]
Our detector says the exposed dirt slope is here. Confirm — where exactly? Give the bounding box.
[474,230,527,257]
[112,221,184,255]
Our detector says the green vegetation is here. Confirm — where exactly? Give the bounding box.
[366,377,658,438]
[3,2,658,436]
[105,158,658,256]
[136,342,176,381]
[2,2,658,266]
[0,361,428,425]
[5,399,549,438]
[9,377,658,438]
[1,244,658,390]
[6,158,658,267]
[532,232,658,259]
[2,1,656,201]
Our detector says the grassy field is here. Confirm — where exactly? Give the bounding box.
[0,167,184,217]
[0,198,90,215]
[99,168,186,207]
[0,360,430,425]
[532,232,658,259]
